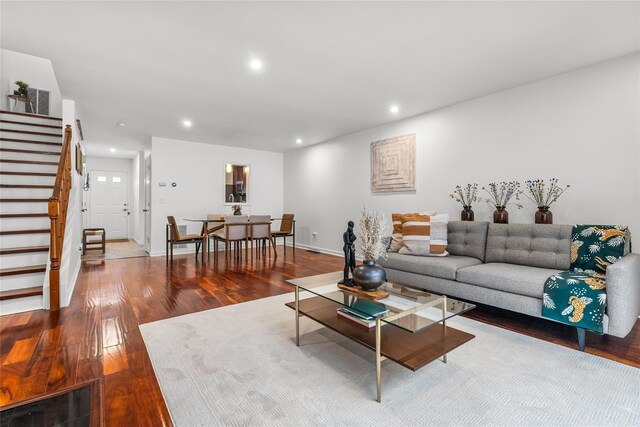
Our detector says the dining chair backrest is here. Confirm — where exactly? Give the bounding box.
[207,213,223,232]
[279,213,295,234]
[224,215,248,240]
[167,216,182,240]
[249,215,271,239]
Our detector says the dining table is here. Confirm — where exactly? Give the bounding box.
[183,217,284,261]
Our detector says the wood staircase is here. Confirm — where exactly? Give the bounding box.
[0,110,63,313]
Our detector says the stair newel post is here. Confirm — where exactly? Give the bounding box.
[48,197,60,311]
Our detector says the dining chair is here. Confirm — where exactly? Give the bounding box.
[272,213,295,252]
[166,216,205,264]
[206,213,224,255]
[249,215,276,259]
[211,215,249,261]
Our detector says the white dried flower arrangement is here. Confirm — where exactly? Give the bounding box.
[358,207,388,261]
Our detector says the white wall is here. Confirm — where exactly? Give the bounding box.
[85,155,133,173]
[0,49,62,116]
[150,137,284,255]
[284,54,640,255]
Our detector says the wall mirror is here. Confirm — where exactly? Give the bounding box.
[224,163,250,204]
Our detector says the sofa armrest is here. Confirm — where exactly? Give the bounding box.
[606,253,640,338]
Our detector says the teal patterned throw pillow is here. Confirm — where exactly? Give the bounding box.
[570,225,627,272]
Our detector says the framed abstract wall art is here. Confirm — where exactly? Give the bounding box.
[370,133,416,192]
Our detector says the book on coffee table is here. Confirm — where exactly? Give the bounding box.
[342,300,389,319]
[336,308,377,328]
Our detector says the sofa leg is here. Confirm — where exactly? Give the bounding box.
[576,327,586,351]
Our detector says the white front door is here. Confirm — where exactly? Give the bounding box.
[88,170,129,240]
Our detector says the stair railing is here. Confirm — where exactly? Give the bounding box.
[48,124,72,311]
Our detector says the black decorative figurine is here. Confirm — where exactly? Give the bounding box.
[338,221,357,286]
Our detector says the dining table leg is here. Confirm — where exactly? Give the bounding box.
[202,235,207,264]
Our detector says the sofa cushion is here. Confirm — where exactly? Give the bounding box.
[389,213,414,252]
[485,223,572,270]
[379,252,482,281]
[389,211,436,252]
[456,263,562,299]
[447,221,489,262]
[399,213,449,256]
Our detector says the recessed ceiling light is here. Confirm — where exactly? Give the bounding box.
[296,138,302,144]
[110,148,116,153]
[182,120,192,128]
[249,58,263,71]
[117,121,126,127]
[389,105,399,114]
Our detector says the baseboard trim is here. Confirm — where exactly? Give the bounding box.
[290,242,343,258]
[150,243,343,259]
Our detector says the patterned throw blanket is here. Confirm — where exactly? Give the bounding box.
[542,225,628,334]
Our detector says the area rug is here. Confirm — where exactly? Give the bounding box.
[140,287,640,426]
[82,240,148,261]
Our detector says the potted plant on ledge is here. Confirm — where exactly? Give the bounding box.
[14,80,29,97]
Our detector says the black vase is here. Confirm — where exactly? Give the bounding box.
[352,260,386,291]
[493,206,508,224]
[461,206,474,221]
[535,206,553,224]
[233,209,241,216]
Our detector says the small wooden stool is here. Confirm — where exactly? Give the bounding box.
[83,228,106,254]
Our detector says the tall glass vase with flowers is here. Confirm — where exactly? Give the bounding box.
[450,183,478,221]
[521,178,570,224]
[480,181,522,224]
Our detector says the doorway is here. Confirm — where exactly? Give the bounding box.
[88,169,129,239]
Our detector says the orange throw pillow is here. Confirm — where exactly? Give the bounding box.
[398,214,449,256]
[389,213,416,252]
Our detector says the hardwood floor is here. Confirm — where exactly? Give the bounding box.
[0,247,343,426]
[0,247,638,426]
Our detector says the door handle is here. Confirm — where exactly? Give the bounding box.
[143,209,149,212]
[81,208,87,212]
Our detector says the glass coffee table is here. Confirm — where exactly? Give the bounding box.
[285,271,475,402]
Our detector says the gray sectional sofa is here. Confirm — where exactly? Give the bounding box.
[378,221,640,344]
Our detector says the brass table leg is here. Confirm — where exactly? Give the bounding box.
[376,318,381,403]
[295,286,300,346]
[442,295,448,364]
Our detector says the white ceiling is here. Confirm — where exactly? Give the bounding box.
[1,1,638,158]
